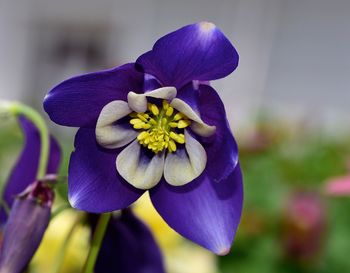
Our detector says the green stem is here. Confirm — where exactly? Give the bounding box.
[52,214,82,273]
[8,102,50,179]
[82,213,112,273]
[51,204,71,220]
[0,199,10,216]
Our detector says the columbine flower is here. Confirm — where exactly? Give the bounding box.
[44,22,243,254]
[93,209,165,273]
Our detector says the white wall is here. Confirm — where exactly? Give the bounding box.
[0,0,349,133]
[263,0,350,132]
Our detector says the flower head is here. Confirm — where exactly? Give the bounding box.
[44,22,243,254]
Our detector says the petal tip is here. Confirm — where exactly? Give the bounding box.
[68,193,78,209]
[216,246,231,256]
[198,21,216,32]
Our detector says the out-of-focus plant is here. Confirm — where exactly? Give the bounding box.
[219,118,350,273]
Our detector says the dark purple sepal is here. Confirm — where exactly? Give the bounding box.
[0,182,53,273]
[47,135,61,175]
[44,63,144,128]
[150,164,243,255]
[136,22,239,89]
[197,84,239,182]
[176,83,201,112]
[0,116,61,225]
[95,210,165,273]
[68,128,144,213]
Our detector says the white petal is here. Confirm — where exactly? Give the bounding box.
[116,140,165,189]
[96,100,137,149]
[170,98,216,137]
[127,92,148,113]
[127,87,177,112]
[164,130,207,186]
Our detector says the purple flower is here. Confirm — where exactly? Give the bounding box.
[44,22,243,254]
[0,116,61,225]
[94,209,165,273]
[0,181,55,273]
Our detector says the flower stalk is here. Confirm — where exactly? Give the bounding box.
[82,213,112,273]
[1,101,49,179]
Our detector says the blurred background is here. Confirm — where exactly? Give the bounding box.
[1,0,350,272]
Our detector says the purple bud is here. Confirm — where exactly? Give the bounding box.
[0,181,54,273]
[281,191,326,263]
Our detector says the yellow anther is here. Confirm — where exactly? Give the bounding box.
[149,118,157,125]
[169,131,178,139]
[177,133,185,144]
[133,123,144,129]
[137,131,149,140]
[162,100,169,110]
[170,132,185,144]
[165,106,174,116]
[137,113,149,122]
[150,104,159,115]
[142,123,151,129]
[161,118,167,126]
[178,119,191,129]
[130,118,143,125]
[173,113,184,121]
[168,140,177,152]
[169,122,178,128]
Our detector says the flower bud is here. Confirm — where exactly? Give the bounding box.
[0,181,54,273]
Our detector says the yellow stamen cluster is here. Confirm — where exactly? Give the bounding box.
[129,100,191,153]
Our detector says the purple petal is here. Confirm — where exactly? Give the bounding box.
[0,116,61,224]
[95,210,165,273]
[176,83,200,112]
[0,199,51,273]
[150,164,243,255]
[47,134,61,174]
[197,84,239,182]
[136,22,239,89]
[68,128,144,213]
[44,63,144,128]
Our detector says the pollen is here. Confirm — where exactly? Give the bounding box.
[129,100,191,153]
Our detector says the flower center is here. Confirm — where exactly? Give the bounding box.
[129,100,191,153]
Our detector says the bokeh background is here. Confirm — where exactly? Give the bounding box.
[1,0,350,272]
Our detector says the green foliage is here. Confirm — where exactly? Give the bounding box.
[219,127,350,273]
